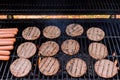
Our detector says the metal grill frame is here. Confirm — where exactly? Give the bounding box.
[0,19,120,80]
[0,0,120,15]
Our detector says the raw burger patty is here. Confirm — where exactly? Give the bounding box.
[66,23,84,37]
[10,58,32,77]
[38,57,60,76]
[61,39,80,55]
[87,27,105,41]
[94,59,118,78]
[38,41,59,56]
[22,27,40,40]
[88,42,108,59]
[17,42,36,58]
[66,58,87,77]
[43,26,61,39]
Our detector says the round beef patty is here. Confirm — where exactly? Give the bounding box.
[22,27,40,40]
[87,27,105,41]
[38,41,59,56]
[61,39,80,55]
[38,57,60,76]
[94,59,118,78]
[17,42,37,58]
[88,42,108,59]
[66,23,84,37]
[10,58,32,77]
[43,26,61,39]
[66,58,87,77]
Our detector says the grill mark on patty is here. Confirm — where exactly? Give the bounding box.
[89,43,108,59]
[47,60,57,73]
[39,41,59,56]
[69,59,74,73]
[75,59,79,76]
[67,24,77,34]
[66,58,86,77]
[44,26,60,39]
[67,24,83,35]
[39,58,49,70]
[39,57,59,76]
[41,58,52,73]
[62,39,79,55]
[79,60,83,75]
[17,42,36,58]
[87,27,105,41]
[95,59,118,78]
[12,59,30,76]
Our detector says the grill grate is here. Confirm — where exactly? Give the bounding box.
[0,19,120,80]
[0,0,120,14]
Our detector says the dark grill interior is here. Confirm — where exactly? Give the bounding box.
[0,19,120,80]
[0,0,120,14]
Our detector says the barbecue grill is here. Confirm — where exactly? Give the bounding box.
[0,0,120,80]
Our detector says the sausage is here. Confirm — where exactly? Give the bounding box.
[0,51,10,56]
[0,38,16,42]
[0,33,15,38]
[0,28,18,32]
[0,30,18,35]
[0,40,14,45]
[0,55,10,61]
[0,46,14,50]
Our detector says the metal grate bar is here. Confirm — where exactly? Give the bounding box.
[0,0,120,14]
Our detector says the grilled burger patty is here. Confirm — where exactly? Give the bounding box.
[94,59,118,78]
[87,27,105,41]
[17,42,36,58]
[38,57,60,76]
[61,39,80,55]
[66,23,84,37]
[43,26,61,39]
[88,42,108,59]
[66,58,87,77]
[22,27,40,40]
[10,58,32,77]
[38,41,59,56]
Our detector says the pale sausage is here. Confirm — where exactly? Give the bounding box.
[0,40,14,45]
[0,46,14,50]
[0,51,10,56]
[0,28,18,32]
[0,33,15,38]
[0,55,10,61]
[0,30,18,35]
[0,38,16,42]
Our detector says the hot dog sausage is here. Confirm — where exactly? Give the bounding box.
[0,33,15,38]
[0,46,14,50]
[0,55,10,61]
[0,40,14,45]
[0,28,18,32]
[0,31,18,35]
[0,38,16,42]
[0,51,10,56]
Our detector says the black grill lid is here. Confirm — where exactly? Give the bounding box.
[0,0,120,15]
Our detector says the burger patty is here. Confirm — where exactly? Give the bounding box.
[22,27,41,40]
[61,39,80,55]
[87,27,105,41]
[66,23,84,37]
[94,59,118,78]
[38,41,59,56]
[17,42,37,58]
[66,58,87,77]
[43,26,61,39]
[38,57,60,76]
[88,42,108,59]
[10,58,32,77]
